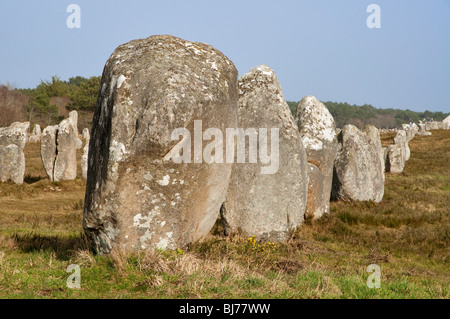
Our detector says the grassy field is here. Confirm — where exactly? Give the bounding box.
[0,131,448,299]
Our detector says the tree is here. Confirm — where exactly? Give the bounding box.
[67,76,101,111]
[0,85,28,127]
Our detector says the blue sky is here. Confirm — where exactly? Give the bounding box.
[0,0,449,112]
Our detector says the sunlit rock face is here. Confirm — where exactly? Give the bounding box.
[295,96,337,219]
[221,65,308,242]
[83,35,238,255]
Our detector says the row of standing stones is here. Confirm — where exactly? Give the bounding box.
[0,111,90,184]
[1,35,449,255]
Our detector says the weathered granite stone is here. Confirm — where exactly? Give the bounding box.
[305,163,323,218]
[83,35,238,254]
[0,121,29,184]
[0,122,29,149]
[53,111,78,181]
[29,124,42,143]
[41,125,58,181]
[394,130,410,161]
[295,96,337,219]
[221,65,308,242]
[426,121,441,130]
[331,124,384,202]
[410,123,419,136]
[363,124,385,180]
[386,129,411,173]
[40,111,78,182]
[0,144,25,184]
[443,115,450,130]
[417,123,432,136]
[386,143,405,173]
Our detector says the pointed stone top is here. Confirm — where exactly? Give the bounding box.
[296,95,336,149]
[239,65,284,102]
[238,65,297,138]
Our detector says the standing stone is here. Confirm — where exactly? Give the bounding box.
[0,122,29,184]
[83,35,238,254]
[0,145,25,184]
[29,124,42,143]
[394,130,410,161]
[54,111,78,181]
[81,129,90,180]
[417,123,431,136]
[426,121,441,130]
[386,143,405,174]
[41,125,58,181]
[305,163,324,218]
[402,124,418,143]
[410,123,419,136]
[221,65,308,242]
[386,130,410,173]
[295,95,337,219]
[0,122,29,149]
[443,115,450,130]
[363,124,386,181]
[332,124,384,203]
[40,111,78,182]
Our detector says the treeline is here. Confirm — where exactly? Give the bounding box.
[18,76,101,125]
[288,101,449,129]
[1,76,448,130]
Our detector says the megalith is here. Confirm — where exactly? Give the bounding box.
[221,65,308,242]
[40,111,78,182]
[83,35,238,254]
[0,122,29,184]
[332,124,384,202]
[295,95,337,219]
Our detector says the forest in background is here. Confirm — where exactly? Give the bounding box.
[286,101,449,129]
[1,76,448,130]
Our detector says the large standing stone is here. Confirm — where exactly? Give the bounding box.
[40,111,78,182]
[0,145,25,184]
[41,125,58,180]
[0,122,29,149]
[295,95,337,219]
[54,111,78,181]
[220,65,308,242]
[0,122,29,184]
[83,35,238,254]
[332,124,384,202]
[363,124,386,181]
